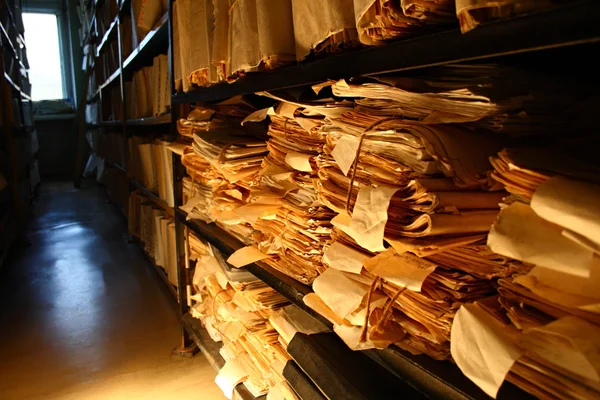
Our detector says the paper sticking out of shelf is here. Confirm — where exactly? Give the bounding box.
[167,141,186,156]
[322,241,369,274]
[363,248,437,292]
[488,202,596,278]
[514,266,600,313]
[531,176,600,249]
[269,305,330,348]
[331,135,360,176]
[519,316,600,383]
[312,268,370,320]
[215,358,249,399]
[227,246,270,268]
[451,302,522,399]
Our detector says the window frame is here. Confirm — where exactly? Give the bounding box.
[22,5,74,103]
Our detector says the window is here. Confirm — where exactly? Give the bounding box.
[22,13,65,101]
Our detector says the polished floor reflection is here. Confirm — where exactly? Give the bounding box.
[0,182,225,400]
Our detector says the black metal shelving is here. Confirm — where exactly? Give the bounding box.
[172,0,600,104]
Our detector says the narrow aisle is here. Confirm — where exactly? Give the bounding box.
[0,182,225,400]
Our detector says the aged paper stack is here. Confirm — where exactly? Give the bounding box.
[455,0,553,33]
[283,71,550,357]
[177,102,270,243]
[450,146,600,398]
[126,137,174,207]
[245,103,337,285]
[124,56,170,119]
[188,236,292,398]
[173,0,296,89]
[355,0,456,45]
[128,191,178,286]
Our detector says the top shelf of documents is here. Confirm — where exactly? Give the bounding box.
[172,0,600,104]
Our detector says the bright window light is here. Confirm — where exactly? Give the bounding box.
[23,13,65,101]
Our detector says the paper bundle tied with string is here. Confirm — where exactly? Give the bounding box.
[448,141,600,398]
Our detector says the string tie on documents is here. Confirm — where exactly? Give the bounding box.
[344,117,399,214]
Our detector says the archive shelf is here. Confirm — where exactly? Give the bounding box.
[1,0,36,271]
[96,15,118,57]
[175,210,528,400]
[80,0,600,398]
[121,13,168,79]
[130,178,173,217]
[131,236,178,300]
[181,313,264,400]
[172,0,600,105]
[125,114,171,126]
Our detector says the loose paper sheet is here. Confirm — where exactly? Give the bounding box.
[227,246,270,268]
[531,177,600,248]
[515,265,600,313]
[519,316,600,382]
[312,268,370,319]
[349,186,400,252]
[323,241,370,274]
[284,152,313,172]
[331,135,360,176]
[363,248,437,292]
[303,293,348,326]
[215,358,248,399]
[234,204,282,224]
[334,324,376,351]
[488,202,594,278]
[451,303,522,398]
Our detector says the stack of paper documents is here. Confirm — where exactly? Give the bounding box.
[456,0,553,33]
[126,137,175,207]
[449,146,600,398]
[355,0,456,45]
[245,104,336,284]
[129,191,178,286]
[291,0,359,60]
[189,243,291,398]
[177,106,270,243]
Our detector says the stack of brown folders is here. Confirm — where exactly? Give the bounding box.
[450,144,600,398]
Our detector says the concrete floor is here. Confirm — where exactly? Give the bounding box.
[0,182,225,400]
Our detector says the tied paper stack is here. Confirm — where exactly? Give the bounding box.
[177,101,270,243]
[296,67,569,356]
[128,191,178,287]
[229,102,337,285]
[355,0,457,45]
[450,146,600,399]
[188,234,292,398]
